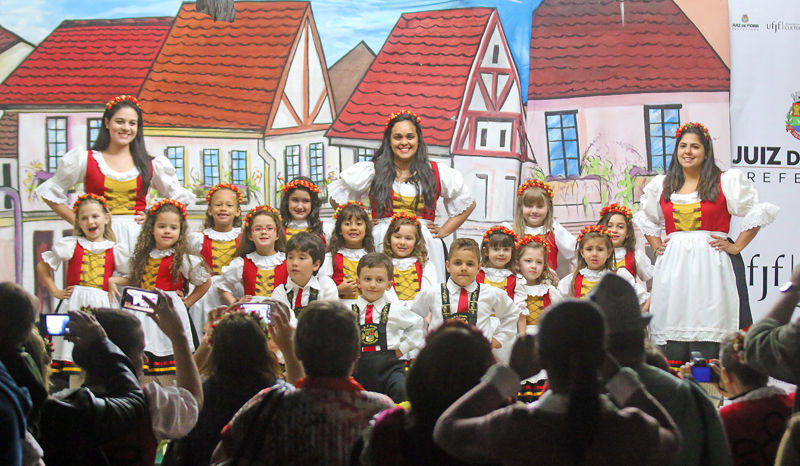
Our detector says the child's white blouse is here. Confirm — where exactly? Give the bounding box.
[41,236,130,276]
[187,228,241,254]
[148,248,211,285]
[217,251,285,294]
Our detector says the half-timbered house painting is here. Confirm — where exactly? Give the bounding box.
[327,7,527,238]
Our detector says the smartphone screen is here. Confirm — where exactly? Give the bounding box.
[41,314,70,336]
[239,302,271,322]
[120,287,159,314]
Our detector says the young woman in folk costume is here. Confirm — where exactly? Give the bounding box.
[280,177,333,245]
[186,183,245,337]
[36,95,194,252]
[218,205,288,305]
[634,122,778,361]
[129,199,211,375]
[503,179,576,275]
[36,194,129,374]
[328,110,476,283]
[597,203,653,286]
[318,201,374,307]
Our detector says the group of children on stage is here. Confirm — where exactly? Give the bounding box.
[38,173,656,401]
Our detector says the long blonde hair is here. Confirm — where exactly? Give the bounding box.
[73,197,116,242]
[513,186,554,236]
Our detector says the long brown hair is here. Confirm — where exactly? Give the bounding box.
[571,231,615,297]
[598,212,635,251]
[382,216,428,268]
[480,229,517,272]
[207,313,280,380]
[513,186,554,236]
[92,100,152,197]
[130,203,194,287]
[234,209,286,258]
[662,124,721,202]
[280,176,323,239]
[517,240,550,285]
[328,203,375,256]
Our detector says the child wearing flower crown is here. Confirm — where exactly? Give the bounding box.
[36,193,130,374]
[478,226,523,300]
[514,235,562,336]
[318,201,374,307]
[187,183,244,336]
[557,225,647,306]
[598,203,653,284]
[129,199,211,375]
[218,205,288,304]
[503,179,576,274]
[280,176,333,245]
[382,212,437,306]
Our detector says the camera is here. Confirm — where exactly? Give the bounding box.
[237,302,271,323]
[40,314,70,336]
[120,287,160,314]
[690,351,719,383]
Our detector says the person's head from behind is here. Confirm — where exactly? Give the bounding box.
[208,310,280,381]
[719,330,768,394]
[0,282,39,351]
[76,308,146,378]
[406,320,494,429]
[357,252,393,303]
[285,232,325,286]
[446,238,481,287]
[588,274,651,366]
[537,300,606,463]
[295,301,359,377]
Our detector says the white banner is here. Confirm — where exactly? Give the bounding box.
[729,0,800,319]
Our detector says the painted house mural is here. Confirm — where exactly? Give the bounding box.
[0,0,732,294]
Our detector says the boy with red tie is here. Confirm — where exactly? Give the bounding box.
[271,232,337,320]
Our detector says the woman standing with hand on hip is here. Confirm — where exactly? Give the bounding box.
[634,122,779,362]
[328,111,476,282]
[36,95,195,251]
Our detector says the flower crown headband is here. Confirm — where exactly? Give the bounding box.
[517,179,554,199]
[72,193,108,214]
[333,200,366,220]
[210,309,270,335]
[245,205,281,229]
[599,203,632,221]
[482,226,517,244]
[516,234,550,253]
[390,211,420,226]
[149,199,187,219]
[675,122,710,141]
[386,109,421,127]
[105,94,140,110]
[281,179,320,194]
[577,225,611,243]
[731,326,750,362]
[206,183,244,204]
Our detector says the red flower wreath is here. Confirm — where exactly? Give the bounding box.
[577,225,611,243]
[245,205,281,229]
[149,199,187,219]
[390,211,420,226]
[482,226,517,244]
[386,110,421,127]
[599,203,633,221]
[72,193,109,214]
[105,95,140,110]
[515,234,550,253]
[281,179,320,194]
[206,183,244,204]
[333,200,366,220]
[675,122,710,141]
[517,179,554,199]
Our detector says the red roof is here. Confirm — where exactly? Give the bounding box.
[529,0,730,99]
[0,25,28,54]
[139,2,308,131]
[0,17,172,107]
[327,8,494,147]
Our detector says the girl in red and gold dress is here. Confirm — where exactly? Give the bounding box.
[598,203,653,286]
[280,177,333,245]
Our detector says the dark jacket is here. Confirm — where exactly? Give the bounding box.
[0,359,32,466]
[38,338,147,466]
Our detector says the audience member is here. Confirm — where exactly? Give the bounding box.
[38,310,147,465]
[211,300,394,465]
[0,358,32,466]
[715,330,792,466]
[357,320,497,465]
[433,300,681,465]
[589,274,732,466]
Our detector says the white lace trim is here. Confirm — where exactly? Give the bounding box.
[523,283,550,296]
[446,195,474,217]
[578,268,609,282]
[740,203,779,231]
[482,267,513,282]
[392,257,419,271]
[337,248,367,261]
[203,227,241,241]
[632,211,662,237]
[246,251,285,268]
[649,327,730,345]
[149,248,175,259]
[524,225,548,235]
[90,150,141,181]
[76,236,115,253]
[287,219,309,229]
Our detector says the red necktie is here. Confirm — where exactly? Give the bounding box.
[294,288,303,310]
[457,287,469,313]
[363,304,376,352]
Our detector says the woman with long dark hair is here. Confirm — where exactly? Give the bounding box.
[328,111,476,282]
[36,95,194,251]
[634,122,778,362]
[433,300,681,465]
